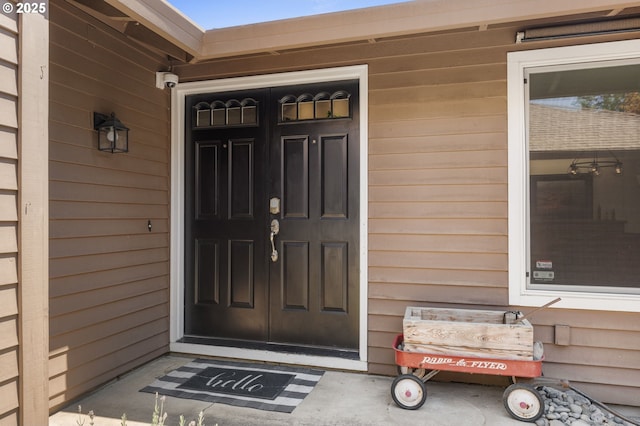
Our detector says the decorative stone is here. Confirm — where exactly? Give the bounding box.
[536,386,633,425]
[547,389,562,398]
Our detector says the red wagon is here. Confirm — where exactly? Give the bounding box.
[392,333,546,422]
[392,305,559,421]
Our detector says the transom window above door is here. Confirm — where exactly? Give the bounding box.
[193,97,258,128]
[508,40,640,312]
[279,90,350,122]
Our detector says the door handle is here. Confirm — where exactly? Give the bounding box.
[270,219,280,262]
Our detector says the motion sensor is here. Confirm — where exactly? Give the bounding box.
[155,72,179,89]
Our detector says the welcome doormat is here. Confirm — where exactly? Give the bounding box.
[140,359,324,413]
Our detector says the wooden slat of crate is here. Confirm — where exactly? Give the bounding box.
[403,307,533,360]
[407,306,506,323]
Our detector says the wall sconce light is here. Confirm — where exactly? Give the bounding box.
[94,112,129,153]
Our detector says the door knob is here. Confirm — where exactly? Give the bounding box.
[270,219,280,262]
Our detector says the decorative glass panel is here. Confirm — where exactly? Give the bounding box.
[282,103,297,121]
[194,98,259,128]
[277,90,351,122]
[197,110,210,127]
[298,101,314,120]
[332,99,349,118]
[195,102,211,127]
[314,92,331,119]
[242,106,257,124]
[315,100,331,118]
[212,108,226,126]
[211,101,226,126]
[227,107,241,125]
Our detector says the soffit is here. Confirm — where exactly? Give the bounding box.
[197,0,640,60]
[92,0,640,63]
[66,0,200,63]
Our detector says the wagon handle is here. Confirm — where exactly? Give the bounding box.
[515,297,561,323]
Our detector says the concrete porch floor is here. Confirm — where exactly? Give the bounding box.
[49,354,640,426]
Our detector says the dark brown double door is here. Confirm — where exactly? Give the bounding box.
[184,81,359,350]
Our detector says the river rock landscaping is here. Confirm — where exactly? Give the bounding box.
[536,386,639,426]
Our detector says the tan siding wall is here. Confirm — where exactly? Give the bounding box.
[175,26,640,405]
[49,0,171,410]
[0,5,20,422]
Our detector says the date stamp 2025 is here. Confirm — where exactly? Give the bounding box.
[2,2,47,15]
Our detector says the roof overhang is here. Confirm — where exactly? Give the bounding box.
[100,0,640,63]
[104,0,202,58]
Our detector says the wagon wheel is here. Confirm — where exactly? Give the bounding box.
[391,374,427,410]
[502,383,545,422]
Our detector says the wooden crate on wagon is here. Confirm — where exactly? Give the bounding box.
[402,306,534,361]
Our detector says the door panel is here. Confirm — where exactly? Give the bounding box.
[282,136,309,218]
[281,241,309,310]
[229,239,254,308]
[195,142,220,218]
[229,140,254,219]
[195,239,219,304]
[321,242,348,312]
[321,135,348,218]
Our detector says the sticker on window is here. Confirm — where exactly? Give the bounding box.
[536,260,553,269]
[533,270,554,281]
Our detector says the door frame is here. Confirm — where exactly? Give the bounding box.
[169,65,369,371]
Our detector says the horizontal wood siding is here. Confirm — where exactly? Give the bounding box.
[48,0,171,410]
[365,23,511,383]
[174,21,640,405]
[0,5,19,423]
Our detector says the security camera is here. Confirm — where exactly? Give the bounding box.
[156,72,179,89]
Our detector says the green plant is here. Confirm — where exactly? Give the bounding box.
[179,412,205,426]
[152,393,168,426]
[75,393,211,426]
[75,406,94,426]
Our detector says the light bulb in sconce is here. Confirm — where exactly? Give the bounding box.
[106,128,118,143]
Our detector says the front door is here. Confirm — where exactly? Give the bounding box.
[184,81,359,351]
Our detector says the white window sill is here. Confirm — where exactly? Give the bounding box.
[509,279,640,312]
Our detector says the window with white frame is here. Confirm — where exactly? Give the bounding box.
[508,40,640,312]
